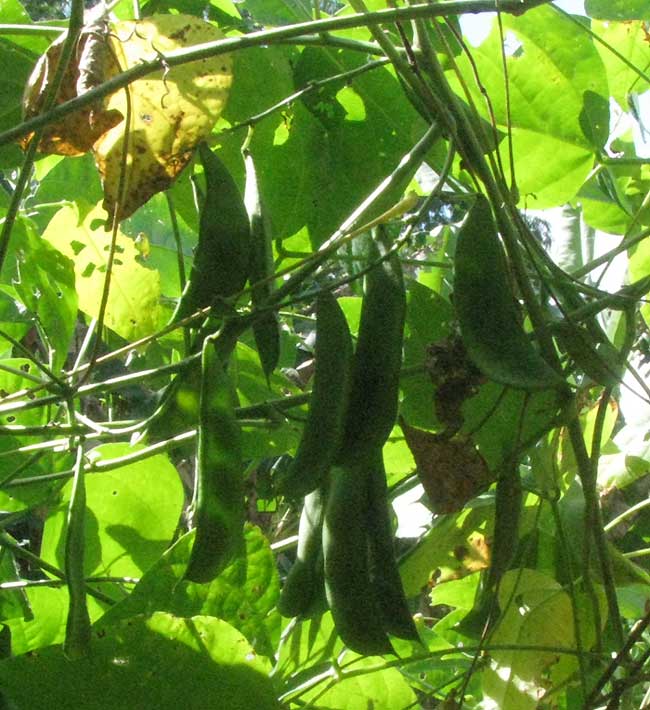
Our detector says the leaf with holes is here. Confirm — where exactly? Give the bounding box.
[0,358,49,427]
[43,202,164,341]
[95,14,233,221]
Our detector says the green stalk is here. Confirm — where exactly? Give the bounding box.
[0,0,551,149]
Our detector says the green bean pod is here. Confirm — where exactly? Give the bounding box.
[366,452,420,643]
[453,196,563,391]
[172,142,251,323]
[323,461,394,656]
[278,485,327,618]
[63,445,91,660]
[185,336,244,583]
[244,148,280,380]
[556,320,626,388]
[277,291,353,499]
[338,236,406,460]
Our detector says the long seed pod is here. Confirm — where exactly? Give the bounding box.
[453,196,563,391]
[185,336,244,583]
[63,443,91,660]
[244,146,280,380]
[366,452,420,642]
[278,486,327,618]
[338,235,406,459]
[323,461,393,656]
[171,142,251,324]
[276,291,353,499]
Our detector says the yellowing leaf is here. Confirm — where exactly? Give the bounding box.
[43,203,163,341]
[95,14,233,221]
[480,569,606,710]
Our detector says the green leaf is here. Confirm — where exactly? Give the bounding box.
[96,525,280,655]
[276,614,417,708]
[26,153,103,231]
[0,38,37,167]
[43,203,164,342]
[4,586,107,655]
[463,384,569,473]
[594,21,650,108]
[0,612,278,710]
[458,5,609,207]
[300,658,418,710]
[225,45,427,247]
[0,358,49,426]
[275,611,343,682]
[40,443,184,582]
[586,0,650,20]
[238,0,311,24]
[8,218,77,371]
[399,500,494,598]
[234,342,301,459]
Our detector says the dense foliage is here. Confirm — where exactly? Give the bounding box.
[2,0,650,707]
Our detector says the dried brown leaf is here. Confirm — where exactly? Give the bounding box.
[21,27,123,156]
[399,417,493,513]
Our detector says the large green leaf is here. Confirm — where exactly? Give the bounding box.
[462,383,569,473]
[456,5,608,207]
[40,443,184,581]
[0,612,278,710]
[219,43,428,248]
[586,0,650,20]
[594,21,650,108]
[4,586,107,655]
[97,525,280,655]
[299,658,418,710]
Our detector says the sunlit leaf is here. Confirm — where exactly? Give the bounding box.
[96,15,233,221]
[43,202,164,341]
[40,443,184,583]
[455,5,609,207]
[96,525,280,655]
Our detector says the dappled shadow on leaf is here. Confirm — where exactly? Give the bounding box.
[105,524,171,576]
[0,612,276,710]
[579,89,610,150]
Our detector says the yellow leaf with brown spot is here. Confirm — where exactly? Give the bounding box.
[43,203,164,342]
[95,15,233,222]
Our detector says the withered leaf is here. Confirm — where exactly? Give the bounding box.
[21,27,123,156]
[399,417,493,514]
